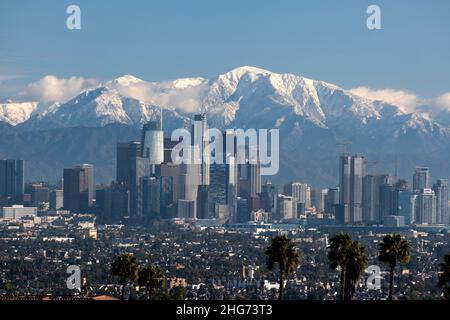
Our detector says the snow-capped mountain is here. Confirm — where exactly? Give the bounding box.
[11,66,447,138]
[2,66,450,185]
[0,101,39,125]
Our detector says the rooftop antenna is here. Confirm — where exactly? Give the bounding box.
[394,154,398,180]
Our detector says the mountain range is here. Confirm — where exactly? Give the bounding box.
[1,66,450,187]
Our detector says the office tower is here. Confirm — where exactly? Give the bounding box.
[160,176,175,219]
[238,162,261,199]
[0,159,24,198]
[276,195,295,220]
[141,121,164,165]
[132,156,152,217]
[339,154,364,224]
[316,189,328,213]
[156,163,180,217]
[196,185,209,219]
[415,188,436,224]
[433,179,449,225]
[116,141,141,186]
[413,167,430,192]
[192,114,210,185]
[208,155,237,221]
[63,164,94,213]
[49,190,64,210]
[261,180,278,214]
[163,137,179,164]
[305,186,311,209]
[29,184,50,207]
[96,182,130,222]
[284,182,302,202]
[178,145,201,202]
[325,187,340,214]
[236,197,249,223]
[284,182,308,214]
[177,200,196,218]
[142,176,161,219]
[379,183,394,221]
[397,190,413,225]
[363,175,380,224]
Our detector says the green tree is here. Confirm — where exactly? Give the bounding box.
[138,264,165,300]
[265,235,300,300]
[438,253,450,300]
[327,233,353,300]
[343,241,368,300]
[111,253,139,300]
[378,234,411,300]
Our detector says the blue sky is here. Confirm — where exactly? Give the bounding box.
[1,0,449,100]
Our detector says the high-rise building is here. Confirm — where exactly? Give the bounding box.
[141,121,164,165]
[396,190,413,225]
[116,141,141,187]
[284,182,308,214]
[177,199,196,218]
[236,197,249,223]
[433,179,449,225]
[142,176,161,219]
[208,155,237,222]
[413,167,430,192]
[362,175,389,224]
[415,188,436,224]
[196,185,209,219]
[324,187,339,214]
[276,195,296,220]
[316,189,328,213]
[29,183,50,207]
[96,182,130,222]
[192,114,210,186]
[261,180,278,214]
[63,164,94,213]
[339,154,364,224]
[49,190,64,210]
[0,159,24,198]
[379,183,395,222]
[238,162,261,199]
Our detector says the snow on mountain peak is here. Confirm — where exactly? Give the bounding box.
[107,75,144,87]
[0,101,39,125]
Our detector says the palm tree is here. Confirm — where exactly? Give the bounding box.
[438,254,450,300]
[138,264,165,300]
[327,233,353,300]
[378,234,410,300]
[111,253,139,300]
[265,235,300,300]
[343,241,368,300]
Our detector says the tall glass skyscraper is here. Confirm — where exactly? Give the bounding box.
[413,167,430,192]
[63,164,94,213]
[433,179,449,225]
[0,159,24,198]
[339,153,364,224]
[141,121,164,165]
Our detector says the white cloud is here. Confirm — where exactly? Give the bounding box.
[19,75,99,103]
[435,93,450,110]
[348,86,422,113]
[109,77,207,114]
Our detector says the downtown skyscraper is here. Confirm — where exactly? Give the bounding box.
[338,153,364,224]
[63,164,94,213]
[0,159,24,199]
